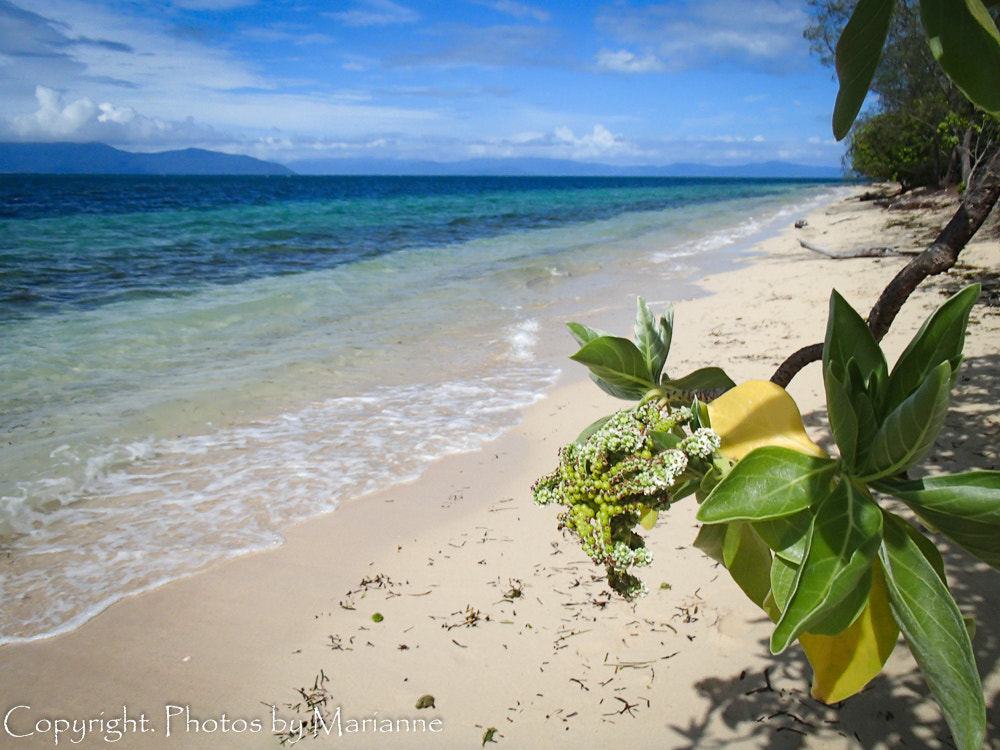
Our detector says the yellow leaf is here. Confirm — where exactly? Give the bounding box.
[799,562,899,703]
[706,380,826,460]
[707,380,897,702]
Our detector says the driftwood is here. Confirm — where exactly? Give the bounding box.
[798,239,903,259]
[772,149,1000,389]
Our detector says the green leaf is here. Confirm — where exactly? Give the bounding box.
[770,555,799,612]
[649,430,682,451]
[879,513,986,750]
[846,363,881,463]
[876,471,1000,570]
[566,321,610,348]
[695,456,729,501]
[806,564,874,637]
[823,290,888,386]
[573,414,613,444]
[832,0,897,139]
[920,0,1000,115]
[825,363,859,469]
[693,523,727,565]
[857,361,952,481]
[771,481,883,653]
[697,447,839,524]
[799,561,900,704]
[723,523,773,608]
[634,297,673,383]
[661,367,736,395]
[885,284,979,416]
[754,509,813,564]
[569,335,655,400]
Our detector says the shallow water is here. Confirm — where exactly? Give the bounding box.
[0,174,844,643]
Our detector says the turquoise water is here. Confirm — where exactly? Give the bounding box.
[0,175,844,643]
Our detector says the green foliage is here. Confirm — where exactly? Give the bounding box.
[875,472,1000,568]
[533,299,731,598]
[702,286,991,750]
[845,103,952,188]
[832,0,1000,139]
[695,448,838,523]
[879,515,985,750]
[809,0,1000,186]
[567,297,735,403]
[919,0,1000,115]
[832,0,897,140]
[534,285,999,749]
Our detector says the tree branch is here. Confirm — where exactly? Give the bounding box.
[771,149,1000,389]
[798,239,904,258]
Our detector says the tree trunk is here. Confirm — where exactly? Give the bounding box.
[771,149,1000,388]
[961,127,974,185]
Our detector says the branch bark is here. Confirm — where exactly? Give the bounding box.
[771,150,1000,389]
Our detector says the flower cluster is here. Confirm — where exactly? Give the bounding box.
[681,427,722,458]
[532,399,720,598]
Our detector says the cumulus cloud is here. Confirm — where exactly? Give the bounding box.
[553,124,626,157]
[459,124,636,162]
[1,85,226,146]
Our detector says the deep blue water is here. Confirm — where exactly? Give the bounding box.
[0,175,834,319]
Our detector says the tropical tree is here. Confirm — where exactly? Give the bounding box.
[846,100,953,189]
[776,0,1000,384]
[806,0,1000,187]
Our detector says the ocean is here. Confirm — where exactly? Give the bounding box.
[0,174,844,643]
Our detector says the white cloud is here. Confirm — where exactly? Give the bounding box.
[387,24,559,69]
[473,0,551,23]
[554,124,621,153]
[470,123,636,161]
[2,85,225,145]
[595,49,666,74]
[328,0,419,27]
[0,0,269,103]
[597,0,810,72]
[169,0,257,8]
[0,1,843,169]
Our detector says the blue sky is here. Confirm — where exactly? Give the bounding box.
[0,0,846,168]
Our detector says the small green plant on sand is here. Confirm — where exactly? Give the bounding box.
[533,290,1000,750]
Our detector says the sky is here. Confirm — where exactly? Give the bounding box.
[0,0,847,169]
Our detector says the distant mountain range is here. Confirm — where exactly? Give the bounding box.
[0,142,294,176]
[0,141,844,179]
[286,156,845,179]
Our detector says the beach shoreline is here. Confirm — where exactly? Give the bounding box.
[3,186,999,749]
[0,177,837,647]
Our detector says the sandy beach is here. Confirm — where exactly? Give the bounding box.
[2,186,999,749]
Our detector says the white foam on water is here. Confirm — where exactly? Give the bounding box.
[0,360,560,644]
[504,318,541,363]
[650,187,851,264]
